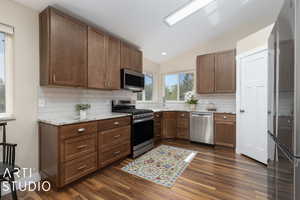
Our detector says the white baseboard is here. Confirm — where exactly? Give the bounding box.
[2,172,41,196]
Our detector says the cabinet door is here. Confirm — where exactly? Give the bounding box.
[121,42,143,73]
[214,121,236,148]
[106,36,121,90]
[162,112,177,139]
[132,48,143,73]
[88,28,106,89]
[196,54,215,93]
[50,9,87,87]
[214,50,236,93]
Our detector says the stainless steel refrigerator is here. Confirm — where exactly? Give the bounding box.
[267,0,299,199]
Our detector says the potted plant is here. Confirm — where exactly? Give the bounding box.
[185,91,198,111]
[75,104,91,120]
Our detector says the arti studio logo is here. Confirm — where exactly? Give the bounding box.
[3,168,51,192]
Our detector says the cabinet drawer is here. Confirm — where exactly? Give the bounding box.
[98,117,131,131]
[99,142,130,168]
[62,133,97,162]
[177,112,189,119]
[214,113,236,122]
[163,112,177,119]
[62,153,97,185]
[60,122,97,139]
[99,126,131,151]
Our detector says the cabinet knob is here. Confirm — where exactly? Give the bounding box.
[114,121,119,125]
[223,116,227,119]
[77,128,85,133]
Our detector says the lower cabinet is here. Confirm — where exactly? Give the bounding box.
[176,112,190,140]
[162,112,177,139]
[39,116,131,188]
[154,112,162,142]
[214,113,236,148]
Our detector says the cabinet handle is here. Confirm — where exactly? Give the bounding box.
[53,74,56,83]
[77,145,88,149]
[114,151,121,155]
[223,116,227,119]
[77,165,87,171]
[114,134,121,138]
[78,128,86,133]
[114,121,119,125]
[181,114,185,117]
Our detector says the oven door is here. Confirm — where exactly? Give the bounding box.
[132,118,154,147]
[121,69,145,92]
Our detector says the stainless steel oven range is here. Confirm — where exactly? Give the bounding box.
[112,100,154,158]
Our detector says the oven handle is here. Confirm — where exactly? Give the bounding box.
[133,117,154,124]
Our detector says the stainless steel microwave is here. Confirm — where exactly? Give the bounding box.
[121,69,145,92]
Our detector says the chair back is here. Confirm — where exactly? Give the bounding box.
[1,143,17,166]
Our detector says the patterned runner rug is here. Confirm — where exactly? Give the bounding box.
[122,145,197,187]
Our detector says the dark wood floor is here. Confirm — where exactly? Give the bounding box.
[10,140,270,200]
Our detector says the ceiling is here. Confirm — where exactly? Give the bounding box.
[14,0,283,63]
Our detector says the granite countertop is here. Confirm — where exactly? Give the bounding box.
[150,108,236,115]
[38,113,131,126]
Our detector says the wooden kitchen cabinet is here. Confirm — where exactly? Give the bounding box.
[88,28,121,90]
[196,50,236,94]
[214,50,236,93]
[176,112,190,140]
[154,112,162,142]
[40,7,88,87]
[121,42,143,73]
[214,113,236,148]
[162,112,177,139]
[196,54,215,93]
[39,116,131,188]
[40,7,143,90]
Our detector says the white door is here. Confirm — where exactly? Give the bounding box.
[238,49,268,164]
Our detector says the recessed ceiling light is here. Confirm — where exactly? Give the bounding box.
[165,0,216,26]
[161,52,167,56]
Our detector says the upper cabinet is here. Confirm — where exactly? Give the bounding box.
[40,7,88,87]
[196,54,215,93]
[40,7,142,89]
[121,42,143,73]
[196,50,236,94]
[87,28,121,90]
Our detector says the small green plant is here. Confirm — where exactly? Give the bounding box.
[75,104,91,111]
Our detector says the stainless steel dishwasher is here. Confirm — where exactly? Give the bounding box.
[190,112,214,145]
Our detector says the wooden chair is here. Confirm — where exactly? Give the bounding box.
[0,122,18,200]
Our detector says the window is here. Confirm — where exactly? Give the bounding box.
[0,23,14,118]
[137,73,153,101]
[164,72,194,101]
[0,33,5,113]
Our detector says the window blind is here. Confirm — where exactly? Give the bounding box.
[0,23,14,35]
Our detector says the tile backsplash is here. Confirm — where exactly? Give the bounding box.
[38,87,135,119]
[137,94,236,113]
[38,87,236,119]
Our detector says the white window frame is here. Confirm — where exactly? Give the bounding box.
[0,23,15,120]
[137,72,154,102]
[163,70,195,102]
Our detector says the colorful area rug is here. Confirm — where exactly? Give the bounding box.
[122,145,197,187]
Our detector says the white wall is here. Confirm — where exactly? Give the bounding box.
[0,0,39,178]
[236,24,274,55]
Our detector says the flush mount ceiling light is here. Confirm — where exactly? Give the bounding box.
[165,0,216,26]
[161,52,167,56]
